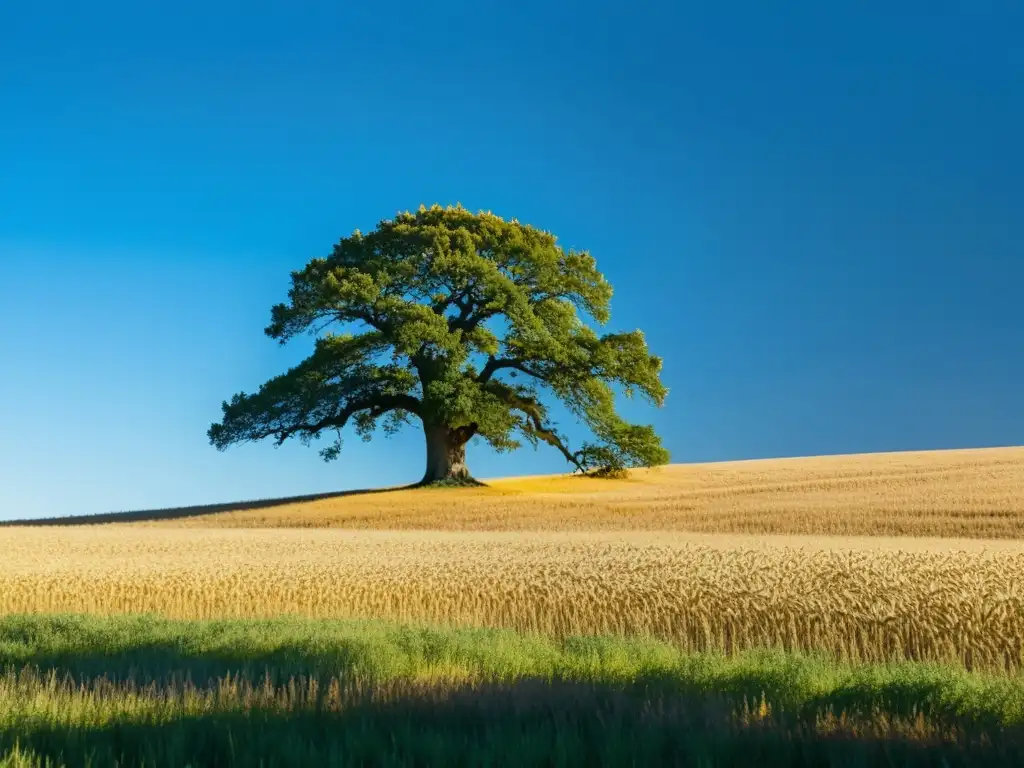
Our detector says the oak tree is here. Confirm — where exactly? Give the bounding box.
[208,205,669,484]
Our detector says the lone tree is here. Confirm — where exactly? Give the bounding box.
[208,205,669,484]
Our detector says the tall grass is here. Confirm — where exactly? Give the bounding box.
[1,615,1023,766]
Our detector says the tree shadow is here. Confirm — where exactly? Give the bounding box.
[1,474,505,527]
[0,484,423,527]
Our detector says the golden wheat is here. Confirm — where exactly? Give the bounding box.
[2,526,1022,670]
[108,447,1024,537]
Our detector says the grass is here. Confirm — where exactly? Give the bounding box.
[11,446,1018,537]
[1,614,1024,766]
[1,527,1021,671]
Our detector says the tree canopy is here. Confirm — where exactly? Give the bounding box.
[208,204,669,483]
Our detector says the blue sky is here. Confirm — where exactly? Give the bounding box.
[1,1,1021,520]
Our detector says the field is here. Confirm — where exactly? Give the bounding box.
[2,528,1024,672]
[2,446,1024,765]
[93,446,1024,537]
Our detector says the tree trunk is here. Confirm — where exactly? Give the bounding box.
[422,423,471,484]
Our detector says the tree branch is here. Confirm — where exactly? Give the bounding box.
[453,305,498,333]
[452,422,479,444]
[436,282,495,334]
[269,393,420,445]
[476,356,544,384]
[519,413,583,471]
[482,383,583,471]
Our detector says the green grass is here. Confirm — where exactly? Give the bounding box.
[1,614,1024,766]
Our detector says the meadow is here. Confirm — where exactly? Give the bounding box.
[2,446,1024,765]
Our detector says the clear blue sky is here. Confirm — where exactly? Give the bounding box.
[1,2,1021,520]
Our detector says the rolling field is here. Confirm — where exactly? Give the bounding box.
[2,447,1023,668]
[64,446,1023,537]
[3,447,1024,765]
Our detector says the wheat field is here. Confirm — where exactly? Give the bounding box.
[2,447,1023,671]
[112,446,1024,537]
[2,527,1023,670]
